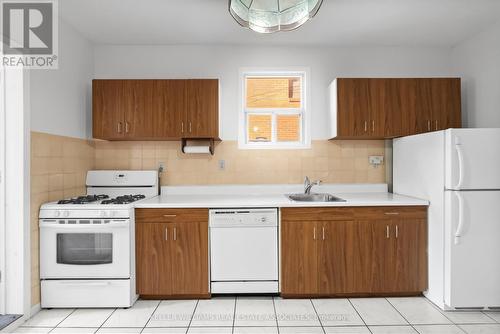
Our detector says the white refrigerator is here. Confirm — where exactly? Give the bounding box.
[394,128,500,310]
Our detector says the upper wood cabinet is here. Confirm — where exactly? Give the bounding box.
[329,78,461,139]
[281,206,427,297]
[135,208,209,298]
[92,79,219,140]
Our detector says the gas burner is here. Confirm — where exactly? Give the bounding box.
[101,194,146,205]
[57,194,109,205]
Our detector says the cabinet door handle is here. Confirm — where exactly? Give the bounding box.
[181,122,184,133]
[427,120,431,131]
[117,122,122,133]
[384,212,400,215]
[313,227,316,240]
[173,227,177,241]
[386,225,390,239]
[435,120,438,131]
[372,120,375,133]
[364,121,367,132]
[322,226,325,240]
[189,122,192,133]
[163,214,177,218]
[165,227,168,241]
[125,121,130,133]
[395,225,399,239]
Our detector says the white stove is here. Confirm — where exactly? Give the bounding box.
[39,170,158,308]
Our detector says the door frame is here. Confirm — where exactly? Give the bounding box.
[2,66,31,319]
[0,63,6,315]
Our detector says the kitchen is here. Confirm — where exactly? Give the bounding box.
[1,0,500,333]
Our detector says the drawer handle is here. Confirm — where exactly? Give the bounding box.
[384,212,400,215]
[163,214,177,218]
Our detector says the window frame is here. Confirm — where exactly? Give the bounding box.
[238,69,311,149]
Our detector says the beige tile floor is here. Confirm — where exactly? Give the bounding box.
[13,297,500,334]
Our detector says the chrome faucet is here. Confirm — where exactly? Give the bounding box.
[304,176,321,194]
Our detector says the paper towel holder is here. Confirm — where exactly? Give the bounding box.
[181,138,215,155]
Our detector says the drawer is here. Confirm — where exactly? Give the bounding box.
[135,208,209,223]
[281,207,354,221]
[353,206,427,220]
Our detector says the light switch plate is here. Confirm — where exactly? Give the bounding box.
[369,155,384,167]
[218,160,225,170]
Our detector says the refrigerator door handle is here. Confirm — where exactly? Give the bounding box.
[454,191,465,245]
[455,137,464,189]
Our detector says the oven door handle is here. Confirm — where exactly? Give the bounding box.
[39,221,129,228]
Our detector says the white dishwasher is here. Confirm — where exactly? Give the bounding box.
[209,208,278,294]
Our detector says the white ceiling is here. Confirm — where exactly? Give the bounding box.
[60,0,500,47]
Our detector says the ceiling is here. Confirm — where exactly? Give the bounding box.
[60,0,500,47]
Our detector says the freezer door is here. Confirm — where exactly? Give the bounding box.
[444,190,500,308]
[445,128,500,190]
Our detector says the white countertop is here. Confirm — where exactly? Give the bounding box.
[134,184,428,209]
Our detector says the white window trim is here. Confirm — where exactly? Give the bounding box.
[238,68,311,149]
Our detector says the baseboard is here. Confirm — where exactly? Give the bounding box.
[30,303,41,317]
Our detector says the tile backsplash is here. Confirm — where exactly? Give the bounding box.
[30,132,385,306]
[30,132,95,305]
[94,140,386,186]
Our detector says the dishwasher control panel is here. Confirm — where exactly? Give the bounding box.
[209,208,278,227]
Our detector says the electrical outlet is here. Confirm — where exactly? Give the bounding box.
[368,155,384,168]
[218,160,225,170]
[158,162,166,173]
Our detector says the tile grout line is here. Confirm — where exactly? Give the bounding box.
[308,299,326,334]
[95,308,117,334]
[272,296,280,334]
[47,309,77,333]
[140,300,162,334]
[347,298,373,334]
[384,298,420,333]
[186,299,200,334]
[418,297,468,333]
[482,311,500,324]
[231,296,237,334]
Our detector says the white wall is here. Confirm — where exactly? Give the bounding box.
[30,19,94,139]
[451,21,500,128]
[94,45,454,140]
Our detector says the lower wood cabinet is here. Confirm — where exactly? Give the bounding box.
[135,208,209,298]
[281,206,427,297]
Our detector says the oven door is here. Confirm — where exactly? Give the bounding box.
[39,219,130,279]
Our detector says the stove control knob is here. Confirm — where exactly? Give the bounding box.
[54,211,61,218]
[63,211,70,218]
[260,217,267,223]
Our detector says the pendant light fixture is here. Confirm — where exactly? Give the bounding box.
[229,0,323,33]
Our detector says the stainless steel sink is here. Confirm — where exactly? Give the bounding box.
[287,193,346,202]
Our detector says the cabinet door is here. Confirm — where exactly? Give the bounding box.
[124,80,154,139]
[336,79,357,138]
[414,79,435,133]
[136,222,172,296]
[185,79,219,138]
[318,220,355,294]
[281,221,319,295]
[382,79,405,137]
[432,78,461,131]
[92,80,127,140]
[392,219,427,292]
[153,80,186,139]
[171,221,209,295]
[352,220,395,293]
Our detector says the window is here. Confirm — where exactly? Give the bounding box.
[239,71,309,149]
